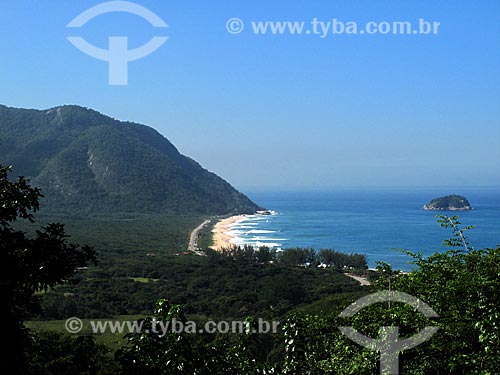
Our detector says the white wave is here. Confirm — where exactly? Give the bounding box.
[254,241,282,248]
[247,229,276,234]
[227,230,246,235]
[251,236,288,241]
[229,236,245,245]
[244,216,267,221]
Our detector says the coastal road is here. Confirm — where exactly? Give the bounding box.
[188,219,211,255]
[344,273,371,286]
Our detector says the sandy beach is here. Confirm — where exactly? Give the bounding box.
[210,215,248,250]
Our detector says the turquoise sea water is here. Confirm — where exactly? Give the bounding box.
[231,188,500,270]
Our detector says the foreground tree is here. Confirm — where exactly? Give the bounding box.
[394,216,500,374]
[282,216,500,374]
[26,331,114,375]
[0,164,96,374]
[117,298,273,375]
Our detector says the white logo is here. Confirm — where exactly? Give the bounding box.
[66,1,168,85]
[226,18,244,34]
[65,317,83,333]
[339,291,439,375]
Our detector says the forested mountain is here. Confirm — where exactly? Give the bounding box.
[0,104,260,217]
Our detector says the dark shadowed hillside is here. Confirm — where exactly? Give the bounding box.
[0,104,261,217]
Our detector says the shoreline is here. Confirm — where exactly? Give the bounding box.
[210,214,249,250]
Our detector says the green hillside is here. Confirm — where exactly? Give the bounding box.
[0,104,261,217]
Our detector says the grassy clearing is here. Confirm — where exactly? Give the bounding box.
[26,314,145,352]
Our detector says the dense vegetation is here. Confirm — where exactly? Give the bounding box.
[100,219,500,374]
[36,246,366,320]
[16,217,365,321]
[0,104,260,217]
[2,163,499,374]
[29,238,498,375]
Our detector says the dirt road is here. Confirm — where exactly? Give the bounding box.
[344,273,371,286]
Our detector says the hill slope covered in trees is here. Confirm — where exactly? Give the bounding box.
[0,104,260,217]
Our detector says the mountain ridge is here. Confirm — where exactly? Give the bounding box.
[0,104,261,217]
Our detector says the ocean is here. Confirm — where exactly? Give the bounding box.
[228,188,500,271]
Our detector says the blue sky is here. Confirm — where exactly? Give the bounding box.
[1,0,499,189]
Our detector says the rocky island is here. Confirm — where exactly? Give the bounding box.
[423,194,472,211]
